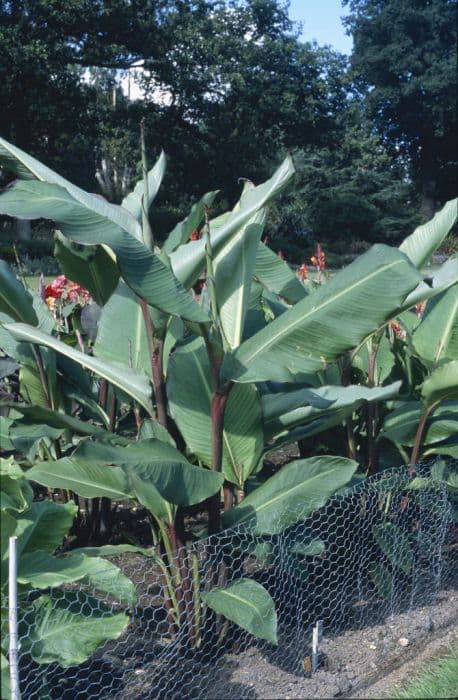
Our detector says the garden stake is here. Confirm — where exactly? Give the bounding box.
[8,536,21,700]
[312,620,323,673]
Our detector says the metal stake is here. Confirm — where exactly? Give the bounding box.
[9,536,21,700]
[312,620,323,673]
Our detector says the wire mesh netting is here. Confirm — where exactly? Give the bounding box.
[4,460,457,699]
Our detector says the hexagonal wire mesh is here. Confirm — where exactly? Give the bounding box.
[4,459,457,699]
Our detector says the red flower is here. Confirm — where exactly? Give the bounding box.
[415,302,425,319]
[263,235,270,246]
[390,320,406,340]
[311,244,326,271]
[189,229,201,241]
[277,250,285,260]
[298,263,309,282]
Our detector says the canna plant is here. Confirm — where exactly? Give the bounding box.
[0,134,457,653]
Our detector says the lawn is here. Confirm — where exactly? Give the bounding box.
[391,646,458,699]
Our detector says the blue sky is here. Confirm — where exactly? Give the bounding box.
[287,0,353,54]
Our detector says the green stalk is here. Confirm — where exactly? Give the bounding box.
[191,551,202,648]
[409,404,435,475]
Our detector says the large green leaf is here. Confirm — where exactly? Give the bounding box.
[166,336,264,486]
[94,279,154,375]
[413,285,458,364]
[421,361,458,407]
[263,382,402,441]
[54,232,119,306]
[18,552,136,606]
[381,401,458,446]
[222,456,358,534]
[399,198,458,268]
[0,260,38,324]
[373,522,413,574]
[402,255,458,309]
[15,500,77,556]
[162,190,218,255]
[214,213,265,349]
[3,322,153,415]
[254,242,307,304]
[1,653,11,699]
[0,179,208,322]
[2,403,129,443]
[21,592,129,667]
[169,156,295,289]
[202,578,277,644]
[27,458,132,500]
[73,439,223,506]
[121,150,166,221]
[222,245,422,383]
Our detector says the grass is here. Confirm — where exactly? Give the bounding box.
[391,646,458,698]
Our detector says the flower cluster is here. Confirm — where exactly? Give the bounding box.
[311,243,326,272]
[42,275,92,312]
[389,320,406,341]
[298,263,309,282]
[189,229,201,241]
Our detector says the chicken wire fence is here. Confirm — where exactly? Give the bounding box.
[4,459,457,699]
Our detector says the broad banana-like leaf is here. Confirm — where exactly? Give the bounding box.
[413,285,458,364]
[421,361,458,406]
[1,654,10,699]
[399,198,458,269]
[73,439,224,506]
[18,552,136,606]
[54,232,119,306]
[0,179,208,322]
[202,578,277,644]
[166,336,264,487]
[169,156,295,289]
[3,323,153,415]
[21,592,128,667]
[254,242,307,303]
[0,137,143,239]
[380,400,458,446]
[27,458,132,500]
[94,279,167,375]
[222,245,422,383]
[373,523,413,574]
[222,456,358,534]
[402,255,458,309]
[215,214,265,349]
[0,456,31,513]
[122,150,166,221]
[0,260,38,324]
[369,561,393,599]
[8,420,64,462]
[3,403,130,442]
[15,500,77,556]
[263,381,402,441]
[162,190,219,254]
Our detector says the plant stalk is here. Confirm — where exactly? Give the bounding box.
[409,404,435,475]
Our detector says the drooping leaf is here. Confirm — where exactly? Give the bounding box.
[222,456,358,534]
[15,500,77,556]
[21,592,129,667]
[162,190,219,254]
[222,245,422,383]
[202,578,277,644]
[0,260,38,324]
[0,457,32,512]
[262,381,402,441]
[254,241,307,304]
[169,156,295,289]
[421,361,458,407]
[380,401,458,446]
[54,231,119,306]
[402,255,458,309]
[27,458,132,501]
[399,198,458,269]
[73,439,223,506]
[18,552,136,606]
[373,522,413,574]
[1,653,11,700]
[167,336,263,486]
[3,323,153,415]
[0,178,208,322]
[413,285,458,364]
[122,150,166,221]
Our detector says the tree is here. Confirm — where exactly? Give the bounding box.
[343,0,457,220]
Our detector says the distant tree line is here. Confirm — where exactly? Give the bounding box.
[0,0,456,259]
